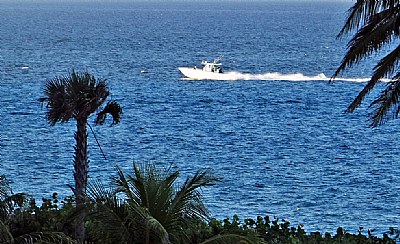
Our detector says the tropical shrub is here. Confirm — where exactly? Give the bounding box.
[0,180,397,243]
[84,163,222,244]
[0,176,76,243]
[209,215,396,244]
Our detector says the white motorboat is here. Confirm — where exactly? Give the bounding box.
[178,57,235,80]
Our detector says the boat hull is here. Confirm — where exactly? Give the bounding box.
[178,67,234,80]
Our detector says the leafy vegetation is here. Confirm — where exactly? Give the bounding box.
[0,171,397,244]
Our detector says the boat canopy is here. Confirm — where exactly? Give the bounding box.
[202,61,223,73]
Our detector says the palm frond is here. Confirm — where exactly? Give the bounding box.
[337,0,369,38]
[130,163,177,217]
[126,203,170,244]
[346,44,400,112]
[130,163,149,207]
[0,176,26,221]
[66,70,109,120]
[85,178,134,243]
[333,0,400,126]
[11,232,77,244]
[372,43,400,80]
[168,170,221,229]
[113,166,137,203]
[95,101,122,126]
[41,76,70,125]
[87,203,133,243]
[87,181,170,244]
[333,6,400,79]
[0,220,13,243]
[200,234,253,244]
[86,179,116,205]
[337,0,398,38]
[369,75,400,126]
[113,163,220,244]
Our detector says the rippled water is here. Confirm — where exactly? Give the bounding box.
[1,1,399,234]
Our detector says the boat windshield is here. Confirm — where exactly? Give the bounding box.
[202,61,223,73]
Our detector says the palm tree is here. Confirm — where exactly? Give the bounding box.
[85,163,219,243]
[85,179,170,244]
[85,164,254,244]
[332,0,400,126]
[115,163,220,243]
[39,70,122,241]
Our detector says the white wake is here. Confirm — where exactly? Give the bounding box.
[218,72,373,82]
[180,71,385,82]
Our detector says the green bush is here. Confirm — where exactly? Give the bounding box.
[0,191,398,243]
[204,215,397,244]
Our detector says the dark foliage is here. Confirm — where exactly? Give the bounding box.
[332,0,400,126]
[0,181,397,243]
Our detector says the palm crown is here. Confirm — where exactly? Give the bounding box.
[40,70,117,125]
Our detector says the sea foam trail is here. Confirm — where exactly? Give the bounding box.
[183,71,379,82]
[223,72,373,82]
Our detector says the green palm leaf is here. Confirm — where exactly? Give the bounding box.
[346,44,400,113]
[39,70,111,125]
[114,163,221,244]
[337,0,397,38]
[86,178,169,244]
[369,75,400,126]
[333,0,400,126]
[333,6,400,79]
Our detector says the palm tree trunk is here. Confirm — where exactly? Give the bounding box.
[74,117,89,242]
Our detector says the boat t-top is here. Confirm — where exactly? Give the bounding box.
[178,56,234,80]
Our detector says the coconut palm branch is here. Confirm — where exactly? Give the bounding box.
[332,0,400,126]
[39,70,122,241]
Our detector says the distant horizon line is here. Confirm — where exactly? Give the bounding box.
[2,0,353,3]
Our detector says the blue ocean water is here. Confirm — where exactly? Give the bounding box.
[1,0,399,235]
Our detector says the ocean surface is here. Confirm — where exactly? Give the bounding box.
[1,0,399,235]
